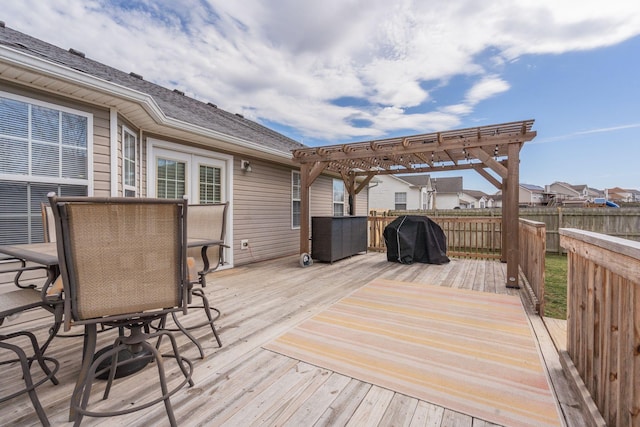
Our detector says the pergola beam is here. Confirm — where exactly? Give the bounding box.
[467,147,508,179]
[473,165,502,190]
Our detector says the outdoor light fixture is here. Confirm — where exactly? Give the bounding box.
[240,159,252,173]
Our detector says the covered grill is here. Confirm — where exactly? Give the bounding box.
[383,215,450,265]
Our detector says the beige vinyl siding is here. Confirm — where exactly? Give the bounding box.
[231,163,370,266]
[308,175,369,217]
[233,158,300,265]
[355,188,369,216]
[310,175,334,216]
[92,109,111,196]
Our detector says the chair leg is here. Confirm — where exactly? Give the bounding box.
[70,325,193,426]
[170,311,205,359]
[146,341,178,427]
[156,330,195,388]
[193,288,223,347]
[39,302,63,357]
[69,323,97,423]
[23,330,59,386]
[0,337,59,427]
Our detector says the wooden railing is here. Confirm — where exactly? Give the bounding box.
[560,228,640,427]
[368,215,502,259]
[519,219,546,315]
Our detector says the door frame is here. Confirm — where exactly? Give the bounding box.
[147,138,234,267]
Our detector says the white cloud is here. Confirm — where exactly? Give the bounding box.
[465,76,511,105]
[3,0,640,144]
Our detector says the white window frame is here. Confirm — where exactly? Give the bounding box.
[292,170,301,229]
[394,192,407,210]
[0,91,94,189]
[0,91,94,243]
[122,126,138,197]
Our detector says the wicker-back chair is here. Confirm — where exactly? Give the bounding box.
[163,202,227,357]
[187,203,229,279]
[41,203,56,243]
[48,193,194,426]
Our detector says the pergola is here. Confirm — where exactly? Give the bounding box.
[291,119,537,288]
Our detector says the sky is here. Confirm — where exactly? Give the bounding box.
[3,0,640,194]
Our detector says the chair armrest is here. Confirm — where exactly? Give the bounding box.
[198,244,229,287]
[0,257,50,290]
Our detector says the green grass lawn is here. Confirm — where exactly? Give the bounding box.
[544,253,568,319]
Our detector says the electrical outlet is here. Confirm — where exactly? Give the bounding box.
[240,239,249,250]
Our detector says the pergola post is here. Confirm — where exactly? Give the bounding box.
[299,161,329,254]
[505,142,520,288]
[300,163,311,254]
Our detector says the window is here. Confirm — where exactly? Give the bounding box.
[156,158,186,199]
[292,171,301,228]
[394,192,407,210]
[0,94,91,244]
[149,143,228,204]
[199,164,222,203]
[122,127,137,197]
[333,179,345,216]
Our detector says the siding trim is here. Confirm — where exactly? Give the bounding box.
[110,108,117,196]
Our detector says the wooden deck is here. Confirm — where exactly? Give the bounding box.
[1,252,586,426]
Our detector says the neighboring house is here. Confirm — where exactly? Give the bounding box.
[547,182,581,201]
[519,184,545,206]
[606,187,639,203]
[368,174,433,211]
[369,174,465,211]
[459,190,495,209]
[431,177,463,209]
[0,24,367,267]
[492,193,503,208]
[572,184,603,199]
[547,181,602,203]
[495,183,545,207]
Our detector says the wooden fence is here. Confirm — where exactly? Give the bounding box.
[560,228,640,427]
[519,219,546,315]
[390,207,640,254]
[523,207,640,254]
[368,216,502,259]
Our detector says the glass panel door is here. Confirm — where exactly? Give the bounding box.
[151,148,225,203]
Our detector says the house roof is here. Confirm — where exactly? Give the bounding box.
[432,177,462,193]
[395,174,431,187]
[0,24,304,156]
[463,189,488,199]
[521,183,544,192]
[550,181,580,195]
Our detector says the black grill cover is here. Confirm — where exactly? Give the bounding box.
[383,215,450,265]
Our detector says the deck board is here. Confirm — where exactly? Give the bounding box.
[0,252,583,426]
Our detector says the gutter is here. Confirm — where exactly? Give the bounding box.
[0,46,293,161]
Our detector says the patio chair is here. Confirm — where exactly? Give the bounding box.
[161,202,228,358]
[48,193,194,426]
[1,285,61,427]
[41,203,56,243]
[0,255,64,358]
